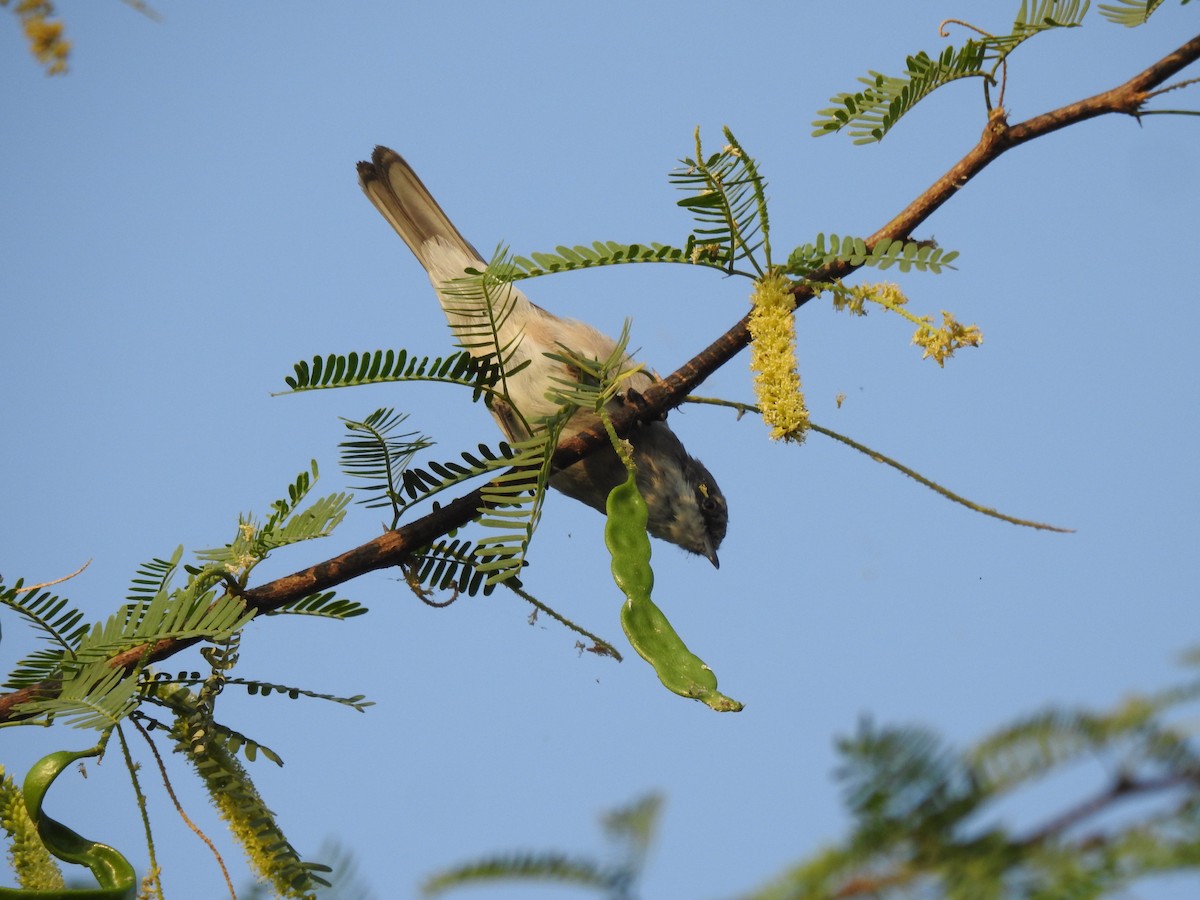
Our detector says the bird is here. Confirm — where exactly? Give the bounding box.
[357,146,728,566]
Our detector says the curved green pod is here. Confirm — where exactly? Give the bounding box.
[0,747,137,899]
[605,471,742,713]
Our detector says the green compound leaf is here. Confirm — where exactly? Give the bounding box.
[813,1,1089,143]
[604,471,742,713]
[495,241,699,280]
[1097,0,1168,27]
[278,347,503,396]
[786,233,959,278]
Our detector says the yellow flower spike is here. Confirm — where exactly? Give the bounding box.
[748,271,809,443]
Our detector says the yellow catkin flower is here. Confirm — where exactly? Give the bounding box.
[825,280,982,367]
[825,280,909,317]
[748,272,809,442]
[9,0,71,74]
[912,310,983,367]
[826,282,866,315]
[873,282,908,309]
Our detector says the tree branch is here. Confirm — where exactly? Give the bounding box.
[2,33,1197,725]
[824,769,1200,898]
[1016,769,1200,849]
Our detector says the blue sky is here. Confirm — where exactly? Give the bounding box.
[2,2,1198,897]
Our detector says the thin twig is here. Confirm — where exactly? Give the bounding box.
[505,583,623,661]
[16,559,92,593]
[1017,770,1200,848]
[114,725,164,899]
[686,395,1073,532]
[130,715,237,900]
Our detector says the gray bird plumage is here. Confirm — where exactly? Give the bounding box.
[357,146,727,565]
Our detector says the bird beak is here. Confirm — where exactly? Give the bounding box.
[703,540,720,569]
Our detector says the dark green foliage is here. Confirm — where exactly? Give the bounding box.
[1,647,69,690]
[397,442,518,512]
[282,347,503,396]
[408,539,518,597]
[0,583,88,652]
[0,578,90,689]
[139,682,287,767]
[231,679,372,712]
[339,407,433,525]
[267,590,368,619]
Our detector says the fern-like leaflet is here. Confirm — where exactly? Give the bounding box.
[193,461,351,582]
[813,43,989,144]
[442,245,534,427]
[0,577,91,688]
[280,347,505,400]
[496,240,703,280]
[471,423,570,586]
[141,671,371,714]
[982,0,1091,55]
[1,547,255,709]
[422,794,662,897]
[266,590,368,619]
[407,538,519,596]
[25,659,143,731]
[1097,0,1168,26]
[813,1,1088,143]
[787,234,959,278]
[70,581,251,667]
[339,407,433,525]
[670,126,771,277]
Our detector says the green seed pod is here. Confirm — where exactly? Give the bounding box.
[605,471,742,713]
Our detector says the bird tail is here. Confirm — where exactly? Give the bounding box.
[358,144,540,356]
[357,145,485,275]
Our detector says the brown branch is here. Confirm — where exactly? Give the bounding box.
[1016,769,1200,849]
[822,770,1200,898]
[618,32,1200,431]
[1,33,1197,725]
